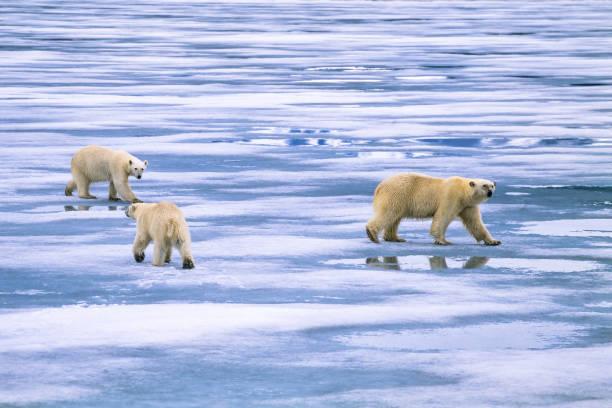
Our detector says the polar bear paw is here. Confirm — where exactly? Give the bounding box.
[366,226,380,243]
[384,237,406,242]
[182,258,195,269]
[134,252,145,263]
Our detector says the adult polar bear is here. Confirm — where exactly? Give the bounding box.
[65,145,148,203]
[366,173,501,246]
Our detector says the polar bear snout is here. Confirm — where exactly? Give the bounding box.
[479,181,495,199]
[137,175,142,179]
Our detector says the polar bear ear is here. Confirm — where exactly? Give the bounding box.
[469,181,475,187]
[493,181,497,187]
[129,160,132,165]
[144,160,148,167]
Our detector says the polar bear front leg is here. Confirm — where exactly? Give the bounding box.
[65,179,77,196]
[458,206,501,246]
[382,218,406,242]
[113,174,141,203]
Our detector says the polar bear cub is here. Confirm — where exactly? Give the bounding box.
[125,201,195,269]
[366,173,501,246]
[65,145,147,203]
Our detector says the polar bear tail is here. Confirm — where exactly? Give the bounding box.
[167,218,179,240]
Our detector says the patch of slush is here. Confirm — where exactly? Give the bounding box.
[357,151,408,159]
[486,258,600,273]
[192,235,366,257]
[181,196,371,221]
[0,290,55,296]
[3,195,373,228]
[306,66,391,72]
[0,141,271,159]
[335,321,584,351]
[585,302,612,308]
[0,246,127,272]
[0,299,554,353]
[0,385,97,405]
[277,345,612,407]
[0,355,144,405]
[134,265,572,310]
[216,185,318,194]
[397,75,447,81]
[0,209,126,224]
[518,219,612,237]
[0,233,111,245]
[297,79,382,84]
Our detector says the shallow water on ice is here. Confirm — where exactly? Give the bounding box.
[1,1,612,407]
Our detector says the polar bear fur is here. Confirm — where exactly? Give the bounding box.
[65,145,147,203]
[125,201,195,269]
[366,173,500,246]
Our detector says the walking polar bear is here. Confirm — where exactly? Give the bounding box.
[125,201,195,269]
[366,173,501,246]
[65,145,148,203]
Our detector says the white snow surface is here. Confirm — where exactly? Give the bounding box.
[1,1,612,407]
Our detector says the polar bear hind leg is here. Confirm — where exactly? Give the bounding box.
[65,179,77,196]
[164,246,172,263]
[365,217,382,243]
[382,217,406,242]
[73,170,96,199]
[176,239,194,269]
[109,181,120,201]
[133,234,150,263]
[367,210,405,243]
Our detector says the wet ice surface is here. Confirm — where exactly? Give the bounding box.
[1,1,612,407]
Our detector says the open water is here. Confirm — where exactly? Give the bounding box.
[1,1,611,407]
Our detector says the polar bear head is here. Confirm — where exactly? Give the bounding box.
[469,178,496,203]
[128,158,148,179]
[125,203,141,219]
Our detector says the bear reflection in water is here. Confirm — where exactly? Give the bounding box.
[366,256,489,270]
[64,205,124,211]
